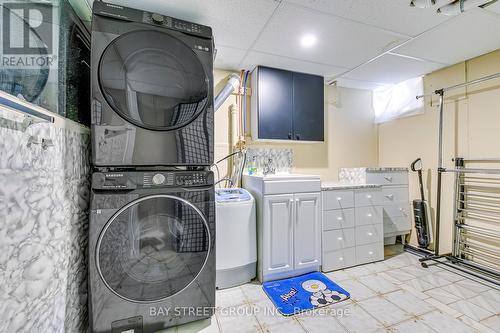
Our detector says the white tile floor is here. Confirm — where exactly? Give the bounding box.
[162,252,500,333]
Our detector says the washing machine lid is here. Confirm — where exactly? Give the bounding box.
[215,188,252,202]
[96,194,211,303]
[98,30,209,131]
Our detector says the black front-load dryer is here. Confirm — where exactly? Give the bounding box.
[89,170,215,333]
[91,1,214,167]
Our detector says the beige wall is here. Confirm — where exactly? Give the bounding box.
[214,69,379,182]
[378,49,500,253]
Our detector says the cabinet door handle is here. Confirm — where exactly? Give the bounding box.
[337,216,343,221]
[384,176,393,182]
[367,213,372,218]
[366,194,372,199]
[385,194,394,199]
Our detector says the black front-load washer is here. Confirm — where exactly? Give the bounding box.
[91,1,214,167]
[89,170,215,333]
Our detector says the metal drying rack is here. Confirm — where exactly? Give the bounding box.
[411,72,500,285]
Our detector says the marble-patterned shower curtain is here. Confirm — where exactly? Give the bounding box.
[0,107,91,332]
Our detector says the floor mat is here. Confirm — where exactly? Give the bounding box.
[262,271,350,316]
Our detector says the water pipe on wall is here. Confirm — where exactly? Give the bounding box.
[214,73,241,112]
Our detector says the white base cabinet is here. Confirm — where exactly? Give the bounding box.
[339,168,412,243]
[321,186,384,272]
[243,174,322,282]
[261,193,321,281]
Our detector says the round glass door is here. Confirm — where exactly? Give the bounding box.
[98,30,209,131]
[96,195,210,303]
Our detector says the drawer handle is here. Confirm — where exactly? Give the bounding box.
[337,217,343,221]
[367,232,373,236]
[368,251,374,255]
[337,197,342,201]
[385,194,394,199]
[337,237,343,241]
[366,194,372,199]
[367,213,372,218]
[384,176,393,182]
[339,257,344,261]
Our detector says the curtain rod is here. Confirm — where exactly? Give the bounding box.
[416,71,500,99]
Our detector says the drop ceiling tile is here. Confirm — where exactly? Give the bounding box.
[335,78,389,91]
[252,3,408,69]
[344,53,445,84]
[90,0,279,49]
[485,1,500,14]
[214,46,247,71]
[240,51,348,78]
[285,0,452,37]
[394,8,500,65]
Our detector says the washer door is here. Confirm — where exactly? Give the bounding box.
[98,30,209,131]
[96,195,210,303]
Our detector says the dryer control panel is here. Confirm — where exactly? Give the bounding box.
[92,171,214,190]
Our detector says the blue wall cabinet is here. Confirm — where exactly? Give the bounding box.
[251,66,324,142]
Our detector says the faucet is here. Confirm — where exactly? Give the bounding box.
[263,158,276,176]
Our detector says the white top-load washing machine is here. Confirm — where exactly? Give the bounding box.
[215,188,256,289]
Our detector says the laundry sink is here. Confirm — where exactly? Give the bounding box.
[242,173,321,195]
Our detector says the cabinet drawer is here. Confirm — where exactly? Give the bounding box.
[355,206,383,226]
[384,216,412,233]
[355,224,384,246]
[323,228,356,252]
[322,190,354,210]
[354,188,383,207]
[322,247,356,272]
[383,203,411,218]
[356,242,384,265]
[380,186,409,205]
[323,208,355,231]
[366,172,408,186]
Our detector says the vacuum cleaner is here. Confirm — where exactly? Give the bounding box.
[410,158,434,249]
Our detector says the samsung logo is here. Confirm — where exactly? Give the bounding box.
[105,174,123,178]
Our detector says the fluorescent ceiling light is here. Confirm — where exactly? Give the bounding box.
[300,34,317,48]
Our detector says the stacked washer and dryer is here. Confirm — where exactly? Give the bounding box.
[88,2,216,333]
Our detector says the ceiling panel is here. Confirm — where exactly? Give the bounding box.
[335,78,389,90]
[214,46,247,71]
[252,3,408,69]
[394,8,500,65]
[240,51,348,78]
[344,53,445,84]
[86,0,279,49]
[485,2,500,14]
[284,0,452,37]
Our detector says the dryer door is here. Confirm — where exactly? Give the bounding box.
[98,30,209,131]
[96,194,210,303]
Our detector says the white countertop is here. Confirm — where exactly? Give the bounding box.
[321,181,382,191]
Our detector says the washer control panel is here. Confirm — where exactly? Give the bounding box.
[175,172,207,186]
[92,171,213,190]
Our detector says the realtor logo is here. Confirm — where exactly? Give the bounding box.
[1,0,56,68]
